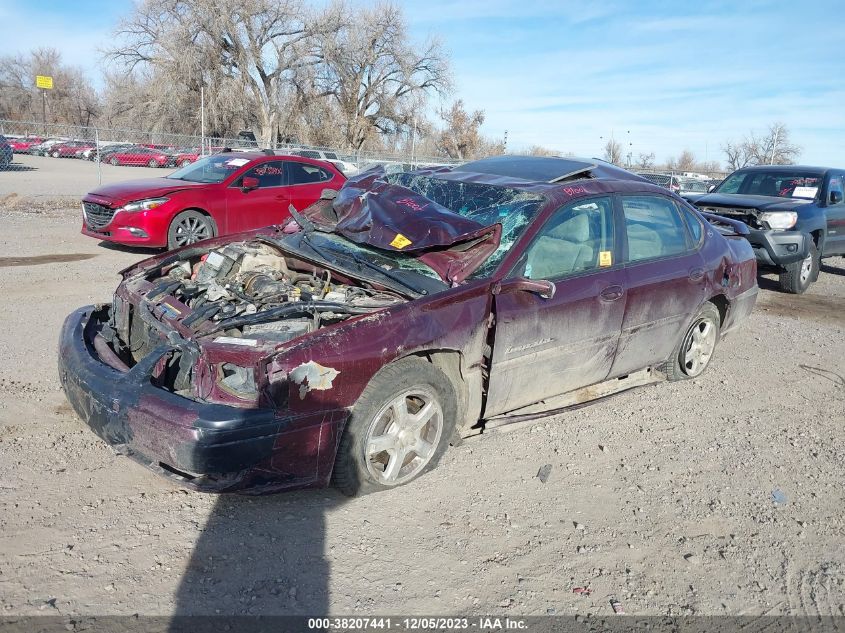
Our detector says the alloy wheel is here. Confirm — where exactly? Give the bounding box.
[682,318,717,377]
[364,388,444,486]
[172,216,211,246]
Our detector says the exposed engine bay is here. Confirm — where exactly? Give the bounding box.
[93,239,407,401]
[139,240,404,345]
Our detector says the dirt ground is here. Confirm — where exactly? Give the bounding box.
[0,193,843,620]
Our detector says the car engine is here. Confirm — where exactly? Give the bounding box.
[145,240,405,345]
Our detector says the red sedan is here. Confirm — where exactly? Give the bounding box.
[81,152,347,248]
[51,141,96,158]
[105,147,173,168]
[9,136,43,153]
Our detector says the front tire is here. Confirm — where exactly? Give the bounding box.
[332,357,457,496]
[110,157,119,166]
[167,210,215,249]
[148,158,159,168]
[778,240,818,294]
[660,302,721,381]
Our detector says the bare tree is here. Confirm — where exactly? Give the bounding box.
[0,48,99,126]
[603,138,623,165]
[722,122,800,169]
[669,149,697,172]
[106,0,336,145]
[435,100,484,160]
[315,2,450,149]
[635,151,655,169]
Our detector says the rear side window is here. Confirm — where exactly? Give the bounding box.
[828,175,844,205]
[681,206,704,245]
[622,195,691,262]
[286,161,333,185]
[295,150,320,159]
[244,160,284,187]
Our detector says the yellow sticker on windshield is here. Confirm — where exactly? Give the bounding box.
[599,251,612,267]
[390,233,412,249]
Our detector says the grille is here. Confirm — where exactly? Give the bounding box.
[83,202,116,230]
[702,206,761,228]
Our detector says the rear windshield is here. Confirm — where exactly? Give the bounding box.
[167,154,253,183]
[715,170,823,200]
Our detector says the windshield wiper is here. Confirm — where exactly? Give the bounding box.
[346,251,429,296]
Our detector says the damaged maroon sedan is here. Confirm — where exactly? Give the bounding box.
[59,156,758,495]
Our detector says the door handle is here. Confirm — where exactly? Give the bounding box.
[688,267,705,282]
[599,285,624,302]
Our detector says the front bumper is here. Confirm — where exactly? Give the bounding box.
[80,204,172,247]
[746,228,810,268]
[58,306,338,492]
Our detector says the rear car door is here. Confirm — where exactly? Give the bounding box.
[226,160,289,231]
[823,172,845,255]
[609,193,707,377]
[484,196,626,417]
[284,160,337,211]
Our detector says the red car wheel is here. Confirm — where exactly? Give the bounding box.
[110,157,119,166]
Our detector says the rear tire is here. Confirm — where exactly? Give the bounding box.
[148,158,159,168]
[778,240,818,294]
[180,159,193,167]
[660,302,721,381]
[110,157,119,166]
[332,357,457,496]
[167,210,215,249]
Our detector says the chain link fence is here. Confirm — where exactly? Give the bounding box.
[0,118,730,200]
[0,119,461,198]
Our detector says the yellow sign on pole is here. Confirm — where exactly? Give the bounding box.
[36,75,53,90]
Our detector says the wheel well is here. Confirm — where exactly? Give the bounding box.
[408,350,468,427]
[811,229,823,249]
[708,294,729,326]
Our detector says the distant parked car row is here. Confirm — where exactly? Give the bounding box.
[3,135,363,174]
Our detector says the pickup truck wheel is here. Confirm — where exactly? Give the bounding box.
[778,240,818,294]
[661,302,721,381]
[332,357,457,496]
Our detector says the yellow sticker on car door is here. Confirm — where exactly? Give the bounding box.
[390,233,412,249]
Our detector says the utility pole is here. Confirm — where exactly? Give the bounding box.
[200,85,205,155]
[41,90,47,131]
[770,126,780,165]
[410,117,416,166]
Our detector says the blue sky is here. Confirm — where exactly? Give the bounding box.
[2,0,843,167]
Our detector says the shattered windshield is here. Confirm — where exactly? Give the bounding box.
[384,173,545,277]
[167,154,252,183]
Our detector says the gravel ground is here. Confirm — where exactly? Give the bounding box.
[0,198,843,619]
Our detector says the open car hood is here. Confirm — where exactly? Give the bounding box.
[302,167,502,284]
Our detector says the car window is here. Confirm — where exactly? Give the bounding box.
[681,206,704,246]
[295,150,321,159]
[521,197,615,280]
[324,152,339,160]
[716,170,823,199]
[828,174,844,205]
[286,161,333,185]
[622,195,690,262]
[243,160,284,188]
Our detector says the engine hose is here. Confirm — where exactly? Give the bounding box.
[208,301,376,334]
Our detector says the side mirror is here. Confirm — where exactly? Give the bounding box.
[830,190,843,205]
[707,184,716,193]
[241,176,260,192]
[510,277,556,299]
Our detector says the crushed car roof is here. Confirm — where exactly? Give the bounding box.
[451,155,653,185]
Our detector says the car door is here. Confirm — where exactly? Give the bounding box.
[484,196,626,417]
[822,172,845,255]
[608,193,707,378]
[226,160,289,231]
[284,160,337,211]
